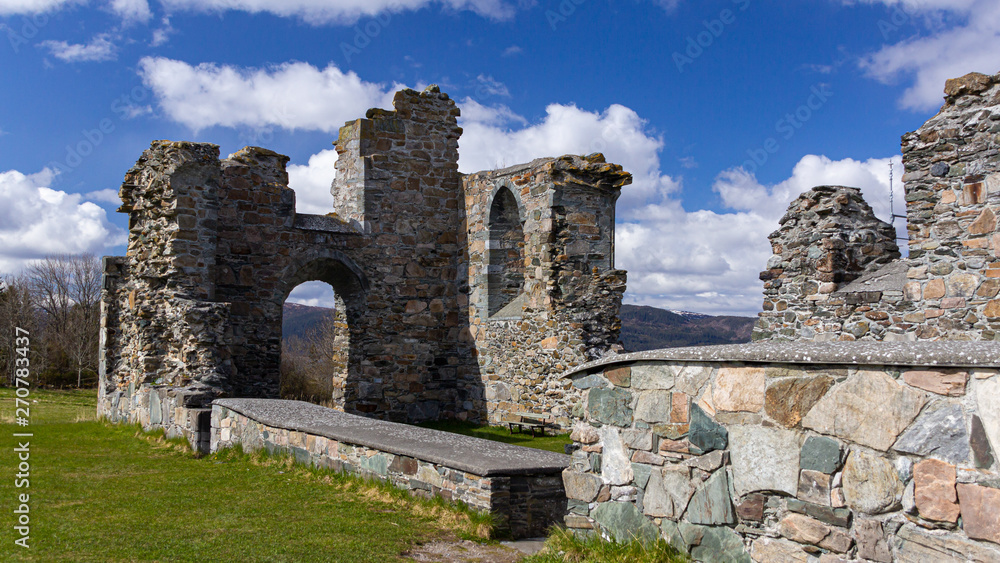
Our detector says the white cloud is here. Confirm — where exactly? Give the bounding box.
[85,188,121,205]
[287,149,338,214]
[158,0,518,24]
[109,0,150,23]
[150,16,174,46]
[617,154,905,316]
[39,33,117,62]
[0,168,126,274]
[0,0,81,15]
[457,99,680,213]
[138,57,398,133]
[501,45,522,56]
[287,280,337,308]
[853,0,1000,111]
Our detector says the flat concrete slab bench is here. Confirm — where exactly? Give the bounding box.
[211,398,570,538]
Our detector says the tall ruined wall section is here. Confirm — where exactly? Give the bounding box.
[99,141,232,447]
[755,72,1000,342]
[463,155,630,427]
[901,72,1000,340]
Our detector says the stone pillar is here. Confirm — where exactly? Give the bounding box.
[754,185,899,341]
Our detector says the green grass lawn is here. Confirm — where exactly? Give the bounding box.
[0,388,491,562]
[417,420,572,454]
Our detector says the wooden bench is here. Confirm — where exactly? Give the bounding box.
[505,412,549,436]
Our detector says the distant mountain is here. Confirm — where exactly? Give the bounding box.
[619,304,754,351]
[282,302,335,340]
[283,302,755,351]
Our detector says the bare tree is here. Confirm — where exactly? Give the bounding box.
[23,254,102,387]
[0,275,39,386]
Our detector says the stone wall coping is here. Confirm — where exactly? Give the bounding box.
[213,398,570,476]
[562,341,1000,377]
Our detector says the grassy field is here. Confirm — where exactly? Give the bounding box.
[0,388,492,562]
[0,389,679,562]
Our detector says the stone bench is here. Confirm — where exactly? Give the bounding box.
[211,398,570,538]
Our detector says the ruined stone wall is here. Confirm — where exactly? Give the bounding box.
[462,155,630,428]
[755,72,1000,342]
[100,86,630,439]
[560,344,1000,562]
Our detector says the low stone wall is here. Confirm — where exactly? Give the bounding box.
[559,342,1000,562]
[211,398,569,539]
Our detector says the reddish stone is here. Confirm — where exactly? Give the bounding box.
[914,459,960,523]
[605,366,631,387]
[737,493,765,521]
[903,370,968,396]
[958,484,1000,544]
[924,279,946,299]
[671,392,689,423]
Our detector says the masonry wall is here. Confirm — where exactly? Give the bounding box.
[462,155,630,428]
[560,351,1000,562]
[754,72,1000,343]
[99,86,630,439]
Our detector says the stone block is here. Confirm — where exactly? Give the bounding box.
[799,435,841,474]
[892,401,970,465]
[976,376,1000,459]
[587,387,632,427]
[591,501,660,544]
[730,424,801,497]
[634,390,672,423]
[913,458,959,523]
[605,366,631,387]
[853,518,891,563]
[562,469,602,502]
[713,367,766,412]
[842,449,903,515]
[686,469,735,525]
[737,493,765,522]
[630,363,675,390]
[958,483,1000,544]
[970,415,996,469]
[801,369,927,451]
[786,499,851,527]
[751,538,810,563]
[797,469,831,505]
[903,370,968,396]
[599,426,633,486]
[779,513,852,553]
[688,403,727,454]
[897,523,1000,563]
[765,376,834,428]
[643,465,695,519]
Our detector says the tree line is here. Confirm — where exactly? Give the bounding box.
[1,254,101,388]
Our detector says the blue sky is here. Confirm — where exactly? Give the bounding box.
[0,0,996,315]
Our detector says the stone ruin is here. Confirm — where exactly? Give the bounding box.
[755,72,1000,343]
[98,86,630,445]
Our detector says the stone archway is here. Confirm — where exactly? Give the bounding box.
[275,253,369,411]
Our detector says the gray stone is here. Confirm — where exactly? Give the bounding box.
[599,425,633,486]
[971,414,996,469]
[562,469,603,502]
[634,390,673,423]
[976,376,1000,462]
[893,401,971,465]
[750,538,810,563]
[931,162,950,177]
[689,403,728,453]
[842,448,903,514]
[573,373,610,390]
[590,501,660,544]
[660,519,687,553]
[149,390,161,425]
[801,369,927,451]
[688,524,753,563]
[897,523,1000,563]
[622,428,653,450]
[786,499,851,528]
[643,465,696,518]
[799,435,841,474]
[588,387,633,427]
[730,425,801,497]
[684,449,727,473]
[675,365,714,396]
[686,469,736,525]
[631,463,652,489]
[629,362,675,390]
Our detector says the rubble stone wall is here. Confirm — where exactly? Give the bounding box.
[754,72,1000,343]
[99,86,631,441]
[462,156,630,427]
[560,351,1000,562]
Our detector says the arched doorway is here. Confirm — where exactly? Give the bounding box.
[487,186,525,317]
[276,254,368,411]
